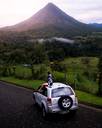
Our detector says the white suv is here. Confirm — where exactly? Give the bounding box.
[33,82,78,118]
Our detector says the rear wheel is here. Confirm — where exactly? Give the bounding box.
[58,96,73,110]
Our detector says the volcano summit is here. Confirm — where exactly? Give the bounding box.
[1,3,99,38]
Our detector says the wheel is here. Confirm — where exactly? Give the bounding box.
[58,96,73,110]
[42,106,47,118]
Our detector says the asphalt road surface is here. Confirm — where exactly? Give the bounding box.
[0,81,102,128]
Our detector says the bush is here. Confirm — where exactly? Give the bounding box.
[15,66,32,79]
[53,71,65,83]
[1,66,9,76]
[36,64,48,80]
[29,64,48,80]
[50,61,67,72]
[76,73,98,94]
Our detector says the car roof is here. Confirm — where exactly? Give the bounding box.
[42,82,71,90]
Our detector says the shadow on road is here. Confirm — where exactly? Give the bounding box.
[19,104,78,128]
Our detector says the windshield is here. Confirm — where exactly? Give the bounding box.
[52,87,74,98]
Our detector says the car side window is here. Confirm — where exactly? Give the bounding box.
[42,88,47,96]
[39,87,47,97]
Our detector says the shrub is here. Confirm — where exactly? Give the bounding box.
[53,71,65,83]
[15,66,32,79]
[30,64,48,80]
[76,73,98,94]
[50,61,67,72]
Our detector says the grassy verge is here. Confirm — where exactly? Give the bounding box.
[0,77,44,89]
[76,90,102,107]
[0,77,102,108]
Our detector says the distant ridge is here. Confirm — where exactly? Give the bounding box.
[0,3,101,38]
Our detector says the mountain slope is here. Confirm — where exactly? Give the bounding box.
[6,3,86,31]
[1,3,101,38]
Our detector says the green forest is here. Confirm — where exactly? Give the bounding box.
[0,32,102,97]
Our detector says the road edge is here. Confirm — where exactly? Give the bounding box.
[0,80,102,110]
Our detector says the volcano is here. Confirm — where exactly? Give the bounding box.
[0,3,98,38]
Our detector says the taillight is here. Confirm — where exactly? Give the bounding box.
[47,98,52,105]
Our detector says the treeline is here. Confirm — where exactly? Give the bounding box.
[45,35,102,58]
[0,33,102,64]
[75,32,102,56]
[0,31,102,58]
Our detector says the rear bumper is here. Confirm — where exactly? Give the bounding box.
[48,105,78,114]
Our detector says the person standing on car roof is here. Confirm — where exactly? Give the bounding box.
[47,72,53,87]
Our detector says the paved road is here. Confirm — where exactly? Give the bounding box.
[0,81,102,128]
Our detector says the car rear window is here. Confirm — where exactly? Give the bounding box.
[52,87,74,98]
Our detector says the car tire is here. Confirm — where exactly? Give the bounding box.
[42,105,47,118]
[58,96,73,110]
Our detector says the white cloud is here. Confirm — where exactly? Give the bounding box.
[57,0,102,23]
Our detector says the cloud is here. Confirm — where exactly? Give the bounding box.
[57,0,102,23]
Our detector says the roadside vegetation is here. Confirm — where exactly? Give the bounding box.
[0,32,102,106]
[0,77,44,89]
[76,90,102,107]
[0,57,99,94]
[0,56,102,107]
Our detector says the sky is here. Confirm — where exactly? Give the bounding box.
[0,0,102,27]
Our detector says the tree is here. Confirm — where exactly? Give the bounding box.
[97,56,102,96]
[25,43,48,78]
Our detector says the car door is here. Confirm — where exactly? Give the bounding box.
[37,87,48,107]
[34,85,41,105]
